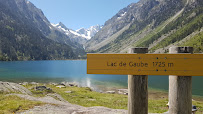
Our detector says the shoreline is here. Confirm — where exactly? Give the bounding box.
[3,80,203,101]
[0,59,87,62]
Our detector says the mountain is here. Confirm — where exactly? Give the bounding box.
[0,0,85,61]
[76,25,103,40]
[85,0,203,53]
[52,22,102,45]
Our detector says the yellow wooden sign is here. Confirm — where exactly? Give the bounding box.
[87,54,203,76]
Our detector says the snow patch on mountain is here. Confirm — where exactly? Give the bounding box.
[51,23,59,27]
[69,30,82,37]
[121,12,127,17]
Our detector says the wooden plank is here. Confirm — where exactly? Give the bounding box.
[87,53,203,76]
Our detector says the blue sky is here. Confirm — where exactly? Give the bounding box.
[28,0,139,30]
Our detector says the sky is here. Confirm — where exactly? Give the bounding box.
[28,0,139,30]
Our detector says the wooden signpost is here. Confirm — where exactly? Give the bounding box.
[87,53,203,76]
[87,47,203,114]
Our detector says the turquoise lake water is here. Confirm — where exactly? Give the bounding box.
[0,60,202,96]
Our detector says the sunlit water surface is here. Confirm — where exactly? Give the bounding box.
[0,60,202,96]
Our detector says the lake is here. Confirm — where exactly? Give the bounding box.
[0,60,202,96]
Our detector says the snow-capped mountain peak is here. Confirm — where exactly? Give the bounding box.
[51,22,102,40]
[51,22,68,31]
[76,25,103,40]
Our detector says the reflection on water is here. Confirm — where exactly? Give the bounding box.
[0,60,203,96]
[86,78,91,87]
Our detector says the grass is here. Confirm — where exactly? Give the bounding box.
[193,101,203,114]
[49,85,203,113]
[0,94,44,114]
[48,85,171,113]
[148,99,168,113]
[181,31,203,53]
[151,14,203,52]
[23,84,54,97]
[49,85,128,109]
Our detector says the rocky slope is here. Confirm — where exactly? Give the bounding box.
[85,0,203,53]
[0,81,32,95]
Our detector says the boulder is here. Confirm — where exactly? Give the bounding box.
[22,82,28,85]
[106,91,115,94]
[118,89,128,95]
[59,82,66,86]
[56,85,66,88]
[65,91,72,93]
[0,81,32,95]
[68,83,78,87]
[88,99,96,101]
[32,86,53,94]
[35,86,47,91]
[49,82,58,86]
[30,82,39,85]
[58,82,79,87]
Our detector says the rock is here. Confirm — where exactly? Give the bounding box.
[59,82,66,86]
[49,82,58,86]
[33,86,53,94]
[118,89,128,95]
[35,86,47,91]
[56,85,66,88]
[30,82,39,85]
[118,91,122,94]
[19,104,127,114]
[57,82,79,87]
[117,89,128,93]
[68,83,74,87]
[65,91,72,93]
[47,93,67,102]
[58,82,79,87]
[106,91,115,94]
[68,83,78,87]
[123,93,128,95]
[0,81,32,95]
[88,99,96,101]
[22,82,28,85]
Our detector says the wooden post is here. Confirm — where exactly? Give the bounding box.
[128,48,148,114]
[169,47,193,114]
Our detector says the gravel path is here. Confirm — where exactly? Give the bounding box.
[18,104,127,114]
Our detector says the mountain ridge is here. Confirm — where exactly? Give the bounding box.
[85,0,203,53]
[0,0,85,60]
